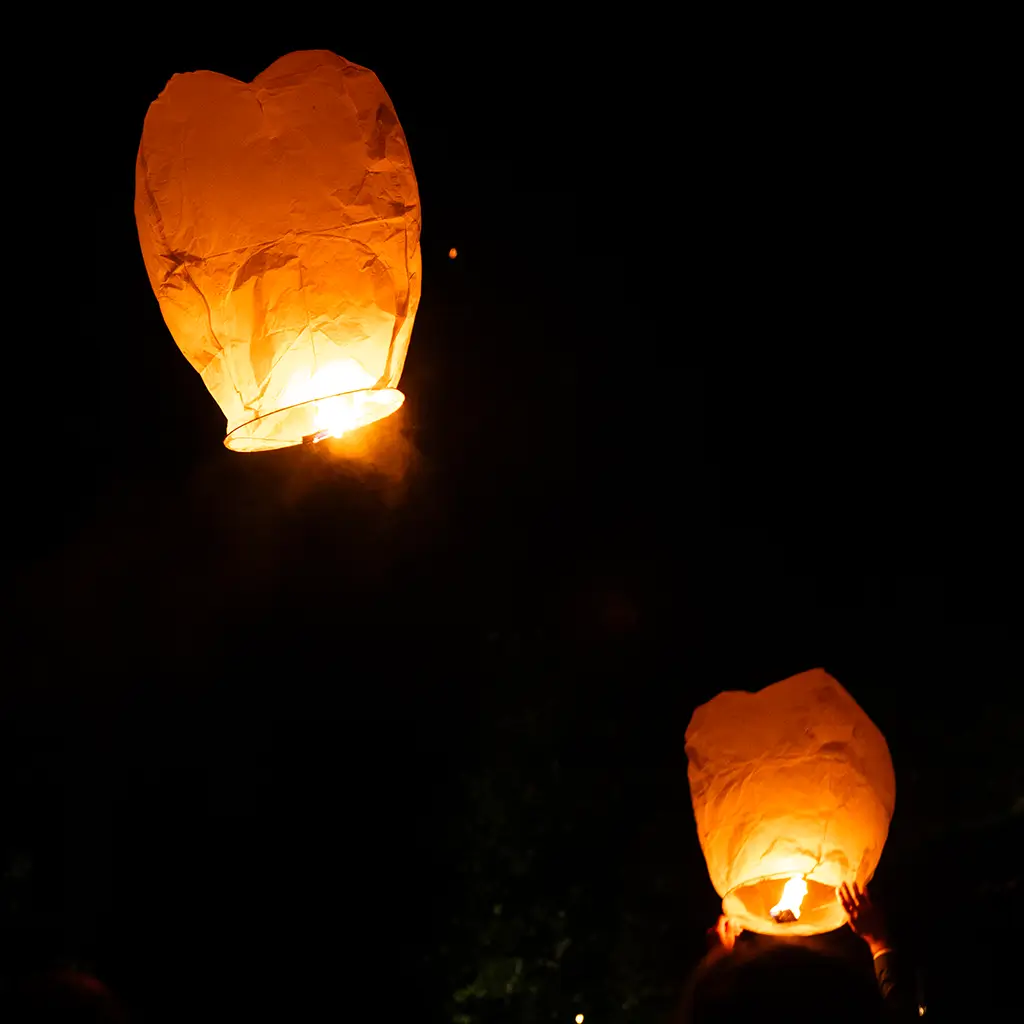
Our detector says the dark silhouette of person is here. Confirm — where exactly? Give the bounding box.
[674,884,918,1022]
[678,939,882,1023]
[839,881,918,1021]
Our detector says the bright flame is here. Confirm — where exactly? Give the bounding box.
[280,358,404,441]
[575,1016,585,1024]
[312,387,404,439]
[770,875,808,921]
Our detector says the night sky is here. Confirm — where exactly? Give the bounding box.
[3,22,1019,1023]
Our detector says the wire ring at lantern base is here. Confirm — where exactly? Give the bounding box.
[223,387,405,452]
[721,872,857,937]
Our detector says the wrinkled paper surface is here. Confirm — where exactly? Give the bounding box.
[135,50,420,450]
[685,668,895,935]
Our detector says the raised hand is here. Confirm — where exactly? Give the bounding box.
[838,881,890,956]
[709,914,743,952]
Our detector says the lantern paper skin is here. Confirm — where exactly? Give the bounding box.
[685,668,895,936]
[135,50,421,451]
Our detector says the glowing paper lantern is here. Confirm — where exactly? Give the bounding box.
[685,668,895,936]
[135,50,421,451]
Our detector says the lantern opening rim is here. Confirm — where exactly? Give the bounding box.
[223,386,405,452]
[722,873,856,936]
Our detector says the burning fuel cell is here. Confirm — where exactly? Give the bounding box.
[770,876,809,923]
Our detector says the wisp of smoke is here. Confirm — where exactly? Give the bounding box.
[313,404,422,506]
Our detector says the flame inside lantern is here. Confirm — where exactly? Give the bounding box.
[273,358,405,444]
[769,875,809,922]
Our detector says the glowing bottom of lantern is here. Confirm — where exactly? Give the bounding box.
[224,387,405,452]
[723,875,850,936]
[306,387,406,443]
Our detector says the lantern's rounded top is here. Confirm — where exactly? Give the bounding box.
[251,49,373,89]
[224,387,404,452]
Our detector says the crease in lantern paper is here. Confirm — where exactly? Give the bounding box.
[715,788,871,885]
[206,244,393,422]
[139,149,227,381]
[165,221,409,266]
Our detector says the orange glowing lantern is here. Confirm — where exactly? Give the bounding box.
[135,50,421,451]
[685,668,895,936]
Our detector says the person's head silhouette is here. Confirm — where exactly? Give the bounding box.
[681,940,882,1023]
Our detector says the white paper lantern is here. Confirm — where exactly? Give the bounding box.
[685,668,896,935]
[136,50,420,451]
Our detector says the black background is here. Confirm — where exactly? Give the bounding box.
[3,16,1019,1022]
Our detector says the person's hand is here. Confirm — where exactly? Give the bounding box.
[838,881,890,956]
[707,914,742,952]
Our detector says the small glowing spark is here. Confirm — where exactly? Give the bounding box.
[575,1015,585,1023]
[449,247,458,259]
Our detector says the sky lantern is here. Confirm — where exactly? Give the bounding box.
[685,668,895,936]
[135,50,420,451]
